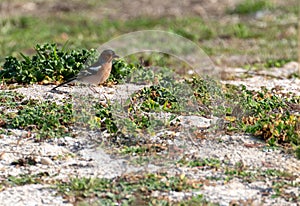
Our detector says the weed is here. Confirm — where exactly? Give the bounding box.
[218,85,300,148]
[93,103,117,133]
[177,194,217,206]
[6,173,49,186]
[109,59,136,83]
[0,43,97,84]
[0,91,73,139]
[231,23,252,39]
[228,0,272,15]
[178,158,221,169]
[264,59,292,68]
[56,173,203,205]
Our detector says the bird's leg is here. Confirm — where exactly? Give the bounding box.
[102,93,110,103]
[88,86,99,93]
[88,86,109,103]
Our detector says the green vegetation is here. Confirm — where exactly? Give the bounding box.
[228,0,272,15]
[229,23,253,39]
[177,195,218,206]
[0,1,299,204]
[93,102,117,133]
[178,158,221,169]
[0,43,97,84]
[0,43,134,84]
[223,163,299,202]
[0,16,214,60]
[243,58,293,71]
[0,91,73,139]
[1,61,299,153]
[130,85,183,113]
[56,173,203,205]
[264,59,292,68]
[0,1,298,67]
[237,87,299,147]
[7,173,46,186]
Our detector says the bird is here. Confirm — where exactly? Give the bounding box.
[51,49,119,92]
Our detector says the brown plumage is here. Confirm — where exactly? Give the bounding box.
[51,49,119,91]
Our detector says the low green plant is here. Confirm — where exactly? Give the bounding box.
[11,101,72,139]
[131,85,179,113]
[176,194,217,206]
[109,59,136,83]
[264,59,291,68]
[0,43,97,84]
[179,78,300,151]
[217,85,300,148]
[6,173,48,186]
[187,76,225,116]
[240,88,300,146]
[56,173,202,205]
[228,0,272,15]
[0,91,73,139]
[93,103,117,133]
[231,23,253,38]
[178,158,221,169]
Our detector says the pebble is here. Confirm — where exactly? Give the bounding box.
[0,184,72,206]
[40,157,54,165]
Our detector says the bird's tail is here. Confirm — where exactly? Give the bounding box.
[51,77,76,90]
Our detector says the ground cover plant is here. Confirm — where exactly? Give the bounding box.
[0,43,299,151]
[0,0,298,204]
[55,173,205,205]
[0,91,73,140]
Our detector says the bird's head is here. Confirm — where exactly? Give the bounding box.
[98,49,119,64]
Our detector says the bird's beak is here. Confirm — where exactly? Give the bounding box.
[113,54,119,59]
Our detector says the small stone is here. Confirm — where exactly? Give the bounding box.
[40,157,54,165]
[0,152,14,162]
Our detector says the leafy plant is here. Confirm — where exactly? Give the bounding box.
[131,85,179,112]
[93,102,117,133]
[178,158,221,169]
[6,173,48,186]
[187,76,224,116]
[56,173,202,205]
[239,88,299,145]
[0,43,97,84]
[109,59,136,83]
[231,23,252,38]
[219,85,300,148]
[264,59,291,68]
[0,91,73,139]
[228,0,272,15]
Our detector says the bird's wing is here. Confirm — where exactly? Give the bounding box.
[76,64,102,79]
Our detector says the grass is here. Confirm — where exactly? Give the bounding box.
[0,16,213,62]
[177,157,221,169]
[56,173,204,205]
[0,91,73,140]
[0,1,299,204]
[0,2,298,67]
[228,0,272,15]
[1,51,299,154]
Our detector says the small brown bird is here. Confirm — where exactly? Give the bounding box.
[51,49,119,91]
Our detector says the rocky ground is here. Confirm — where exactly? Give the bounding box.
[0,62,299,205]
[0,0,299,205]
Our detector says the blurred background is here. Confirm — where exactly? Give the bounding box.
[0,0,298,68]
